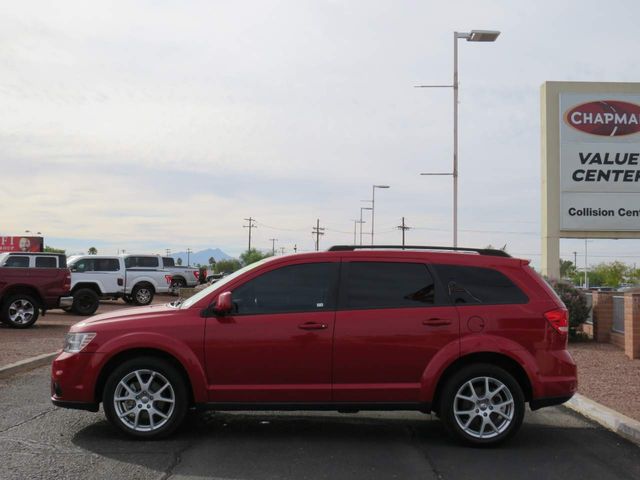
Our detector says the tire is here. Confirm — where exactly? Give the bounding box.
[439,363,525,446]
[132,284,154,306]
[71,288,100,316]
[171,278,186,290]
[103,356,188,439]
[1,293,40,328]
[123,296,134,305]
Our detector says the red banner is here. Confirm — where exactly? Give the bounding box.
[0,236,44,253]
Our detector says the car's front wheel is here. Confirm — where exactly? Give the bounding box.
[103,357,188,439]
[440,364,525,446]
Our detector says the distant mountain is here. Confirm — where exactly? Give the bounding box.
[171,248,233,266]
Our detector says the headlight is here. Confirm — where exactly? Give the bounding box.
[63,332,96,353]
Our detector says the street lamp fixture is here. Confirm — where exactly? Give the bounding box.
[371,185,390,245]
[416,29,500,247]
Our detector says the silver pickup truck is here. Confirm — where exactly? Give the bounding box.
[66,254,172,315]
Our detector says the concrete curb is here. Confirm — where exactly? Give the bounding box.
[565,393,640,446]
[0,352,58,379]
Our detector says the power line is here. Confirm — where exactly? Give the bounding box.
[243,217,257,251]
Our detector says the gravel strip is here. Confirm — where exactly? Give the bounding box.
[569,342,640,422]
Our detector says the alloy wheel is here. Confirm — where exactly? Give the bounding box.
[452,376,514,439]
[113,369,175,432]
[8,299,35,325]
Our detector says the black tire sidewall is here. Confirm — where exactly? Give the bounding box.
[1,293,40,328]
[440,363,525,447]
[103,356,188,439]
[72,288,100,315]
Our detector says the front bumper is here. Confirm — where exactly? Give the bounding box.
[58,296,74,308]
[51,351,105,408]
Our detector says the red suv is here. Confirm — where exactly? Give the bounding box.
[51,246,576,445]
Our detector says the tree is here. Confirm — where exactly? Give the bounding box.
[547,280,591,339]
[44,246,65,254]
[214,259,242,274]
[208,256,216,270]
[240,248,272,266]
[88,247,98,255]
[176,257,183,266]
[559,259,576,278]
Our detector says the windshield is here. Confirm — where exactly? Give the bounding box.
[179,257,273,309]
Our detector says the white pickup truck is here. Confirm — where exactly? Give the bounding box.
[161,257,201,290]
[66,254,172,315]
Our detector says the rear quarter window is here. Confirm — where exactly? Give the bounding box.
[35,256,57,268]
[433,264,528,305]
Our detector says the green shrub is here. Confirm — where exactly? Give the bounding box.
[547,280,591,338]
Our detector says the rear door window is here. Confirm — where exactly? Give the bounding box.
[94,259,120,271]
[433,264,528,305]
[35,256,57,268]
[343,262,439,309]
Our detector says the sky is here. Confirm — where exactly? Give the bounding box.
[2,0,640,268]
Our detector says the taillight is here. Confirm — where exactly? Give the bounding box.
[64,271,71,291]
[165,275,172,285]
[193,271,199,280]
[544,308,568,334]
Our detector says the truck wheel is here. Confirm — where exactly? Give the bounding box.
[103,356,188,439]
[439,364,525,447]
[170,278,186,291]
[123,296,134,305]
[71,288,100,315]
[132,284,154,306]
[1,294,40,328]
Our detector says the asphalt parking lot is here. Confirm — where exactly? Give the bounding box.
[1,367,639,480]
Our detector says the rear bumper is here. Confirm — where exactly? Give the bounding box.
[58,296,73,308]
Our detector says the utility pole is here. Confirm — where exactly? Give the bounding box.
[397,217,411,248]
[584,239,588,289]
[243,217,257,251]
[312,219,325,251]
[269,238,278,255]
[186,248,192,266]
[165,248,171,256]
[279,246,286,255]
[294,244,298,253]
[359,207,372,245]
[573,251,577,268]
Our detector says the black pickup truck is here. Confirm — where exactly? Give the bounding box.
[0,252,73,328]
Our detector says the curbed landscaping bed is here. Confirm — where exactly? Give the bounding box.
[569,341,640,422]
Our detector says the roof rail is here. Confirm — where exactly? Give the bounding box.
[327,245,511,258]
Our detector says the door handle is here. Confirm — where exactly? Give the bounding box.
[298,322,328,330]
[422,318,452,327]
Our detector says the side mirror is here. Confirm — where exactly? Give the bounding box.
[214,291,233,315]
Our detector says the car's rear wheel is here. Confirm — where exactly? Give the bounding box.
[1,294,40,328]
[71,288,100,315]
[132,284,154,306]
[440,364,524,446]
[103,357,188,439]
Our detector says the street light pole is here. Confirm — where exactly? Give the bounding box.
[371,185,390,245]
[359,207,372,245]
[417,29,500,248]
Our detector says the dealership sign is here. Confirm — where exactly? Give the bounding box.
[560,93,640,231]
[0,236,44,253]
